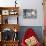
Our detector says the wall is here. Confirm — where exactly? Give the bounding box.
[0,0,44,26]
[17,0,44,26]
[0,0,15,7]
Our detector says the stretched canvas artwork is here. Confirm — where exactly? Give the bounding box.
[23,9,37,18]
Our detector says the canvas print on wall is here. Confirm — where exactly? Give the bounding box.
[23,9,37,18]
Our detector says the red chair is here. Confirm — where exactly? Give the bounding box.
[21,28,41,46]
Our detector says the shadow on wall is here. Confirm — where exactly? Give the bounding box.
[18,26,43,44]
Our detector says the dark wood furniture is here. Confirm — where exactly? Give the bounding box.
[0,7,19,46]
